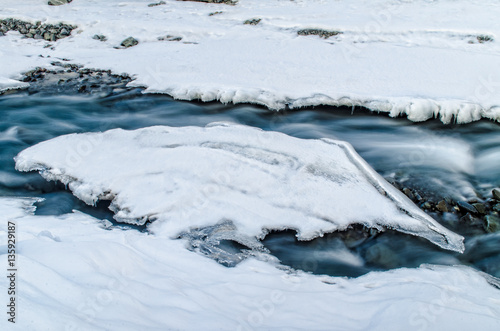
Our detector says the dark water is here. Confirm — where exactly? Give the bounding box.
[1,90,500,278]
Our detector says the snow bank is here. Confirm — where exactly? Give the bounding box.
[1,197,499,330]
[1,0,500,123]
[15,123,464,252]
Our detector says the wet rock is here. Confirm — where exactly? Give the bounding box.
[484,215,500,233]
[244,18,261,25]
[493,203,500,212]
[403,188,414,200]
[121,36,139,48]
[493,188,500,200]
[365,243,400,269]
[436,200,448,212]
[460,213,483,227]
[473,203,487,215]
[457,201,477,214]
[48,0,72,5]
[422,202,432,210]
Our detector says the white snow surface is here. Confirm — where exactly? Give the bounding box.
[15,123,464,252]
[1,0,500,123]
[1,196,500,330]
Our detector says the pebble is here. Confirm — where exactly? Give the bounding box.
[403,188,414,200]
[436,200,448,212]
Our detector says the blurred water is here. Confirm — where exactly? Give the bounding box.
[1,90,499,277]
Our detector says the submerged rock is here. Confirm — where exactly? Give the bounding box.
[484,215,500,233]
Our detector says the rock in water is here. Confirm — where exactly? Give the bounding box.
[484,215,500,233]
[121,36,139,48]
[493,188,500,200]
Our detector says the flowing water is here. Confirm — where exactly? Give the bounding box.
[1,89,500,278]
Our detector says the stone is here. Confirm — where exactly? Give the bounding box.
[244,18,261,25]
[121,36,139,48]
[473,203,486,214]
[493,188,500,200]
[457,201,477,214]
[493,203,500,212]
[43,32,53,41]
[436,200,448,213]
[297,28,342,39]
[484,215,500,233]
[148,1,166,6]
[48,0,72,5]
[403,188,414,200]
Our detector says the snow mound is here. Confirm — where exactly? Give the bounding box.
[15,123,464,252]
[1,197,499,330]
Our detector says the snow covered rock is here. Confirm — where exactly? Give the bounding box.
[15,123,464,252]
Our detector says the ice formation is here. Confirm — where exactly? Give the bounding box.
[15,123,464,252]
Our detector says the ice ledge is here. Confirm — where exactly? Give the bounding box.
[15,123,464,252]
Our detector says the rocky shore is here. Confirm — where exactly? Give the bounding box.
[15,62,134,96]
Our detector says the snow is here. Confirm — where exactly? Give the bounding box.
[15,122,464,252]
[1,196,500,330]
[1,0,500,123]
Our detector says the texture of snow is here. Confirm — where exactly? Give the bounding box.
[15,123,464,252]
[1,0,500,123]
[1,197,499,330]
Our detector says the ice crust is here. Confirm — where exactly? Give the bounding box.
[1,0,500,123]
[1,197,499,330]
[15,123,464,252]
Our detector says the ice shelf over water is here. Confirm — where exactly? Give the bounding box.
[1,197,499,330]
[1,0,500,123]
[15,123,464,252]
